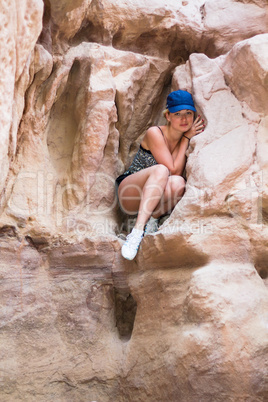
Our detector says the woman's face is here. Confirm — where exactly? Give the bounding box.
[168,109,194,132]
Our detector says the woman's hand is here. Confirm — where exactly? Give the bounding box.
[184,115,205,139]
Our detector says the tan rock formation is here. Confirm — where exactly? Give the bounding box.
[0,0,43,194]
[0,0,268,401]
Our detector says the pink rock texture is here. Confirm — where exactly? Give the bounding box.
[0,0,268,401]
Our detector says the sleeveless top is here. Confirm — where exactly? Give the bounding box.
[115,126,163,186]
[124,144,157,175]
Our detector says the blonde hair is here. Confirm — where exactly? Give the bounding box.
[162,108,170,125]
[163,108,170,118]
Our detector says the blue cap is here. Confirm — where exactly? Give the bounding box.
[166,90,196,113]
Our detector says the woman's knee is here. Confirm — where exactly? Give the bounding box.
[151,164,169,181]
[168,176,186,198]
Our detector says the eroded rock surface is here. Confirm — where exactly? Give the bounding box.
[0,0,268,401]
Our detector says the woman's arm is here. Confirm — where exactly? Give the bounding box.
[145,116,204,175]
[144,128,178,174]
[171,116,205,174]
[170,137,189,175]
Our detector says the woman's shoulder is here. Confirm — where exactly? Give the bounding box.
[146,125,165,138]
[147,125,165,132]
[141,126,165,149]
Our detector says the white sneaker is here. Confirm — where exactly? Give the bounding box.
[144,217,159,235]
[121,228,144,260]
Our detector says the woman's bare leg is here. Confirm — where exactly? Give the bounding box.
[119,169,185,260]
[151,175,186,218]
[118,164,169,230]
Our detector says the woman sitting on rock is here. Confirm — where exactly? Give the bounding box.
[115,90,205,260]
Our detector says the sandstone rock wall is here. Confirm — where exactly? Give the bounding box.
[0,0,268,401]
